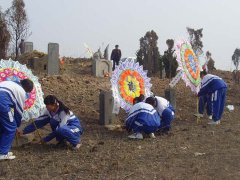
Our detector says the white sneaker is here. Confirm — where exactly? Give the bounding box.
[128,133,143,140]
[0,154,16,160]
[149,133,156,139]
[8,152,13,156]
[194,113,204,118]
[208,120,220,125]
[208,115,212,120]
[72,143,81,150]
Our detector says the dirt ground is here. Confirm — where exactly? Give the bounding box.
[0,60,240,180]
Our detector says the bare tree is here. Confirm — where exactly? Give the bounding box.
[5,0,31,59]
[0,7,11,59]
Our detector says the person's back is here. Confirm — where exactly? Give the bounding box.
[126,102,160,134]
[155,96,170,116]
[145,96,175,133]
[199,74,227,96]
[0,81,26,114]
[111,48,121,61]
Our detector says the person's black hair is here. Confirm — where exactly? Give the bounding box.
[133,97,139,105]
[138,94,145,102]
[44,95,70,114]
[133,94,145,104]
[115,45,119,48]
[200,69,207,77]
[20,79,34,93]
[145,96,156,107]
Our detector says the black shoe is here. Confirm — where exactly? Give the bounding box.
[55,140,68,148]
[157,127,170,135]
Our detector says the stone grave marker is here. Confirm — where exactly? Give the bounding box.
[47,43,59,75]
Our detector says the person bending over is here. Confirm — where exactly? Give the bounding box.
[125,96,160,139]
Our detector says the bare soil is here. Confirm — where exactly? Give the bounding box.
[0,60,240,180]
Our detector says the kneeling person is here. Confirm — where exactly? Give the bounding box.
[125,97,160,139]
[145,96,175,133]
[23,95,83,149]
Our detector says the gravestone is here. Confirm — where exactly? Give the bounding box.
[99,90,115,125]
[93,51,100,61]
[92,59,112,77]
[29,56,48,74]
[24,42,33,53]
[165,87,176,109]
[48,43,59,75]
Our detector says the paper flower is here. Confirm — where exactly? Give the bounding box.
[0,59,44,120]
[111,58,152,112]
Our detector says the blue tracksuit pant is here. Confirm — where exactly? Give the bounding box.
[199,95,212,115]
[160,107,174,130]
[55,124,82,146]
[0,112,17,155]
[212,88,227,121]
[23,118,83,146]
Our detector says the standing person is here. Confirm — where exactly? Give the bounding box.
[111,45,122,71]
[19,39,25,55]
[194,95,212,119]
[125,96,160,139]
[145,96,175,133]
[0,79,33,160]
[22,95,83,149]
[198,70,227,125]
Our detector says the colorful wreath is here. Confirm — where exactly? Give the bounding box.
[0,59,44,120]
[175,39,201,93]
[111,58,152,112]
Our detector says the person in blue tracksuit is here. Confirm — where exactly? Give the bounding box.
[145,96,175,133]
[195,94,212,119]
[0,79,33,160]
[198,70,227,124]
[125,96,161,139]
[23,95,83,149]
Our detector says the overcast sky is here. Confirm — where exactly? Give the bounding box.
[1,0,240,70]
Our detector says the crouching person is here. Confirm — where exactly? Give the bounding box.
[145,96,175,133]
[23,95,83,149]
[125,96,160,139]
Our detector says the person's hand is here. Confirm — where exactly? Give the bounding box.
[121,125,126,129]
[39,139,46,145]
[16,128,23,136]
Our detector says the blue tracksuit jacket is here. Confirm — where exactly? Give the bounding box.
[125,102,161,134]
[198,74,227,97]
[0,81,26,127]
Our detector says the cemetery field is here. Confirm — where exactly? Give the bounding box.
[1,60,240,179]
